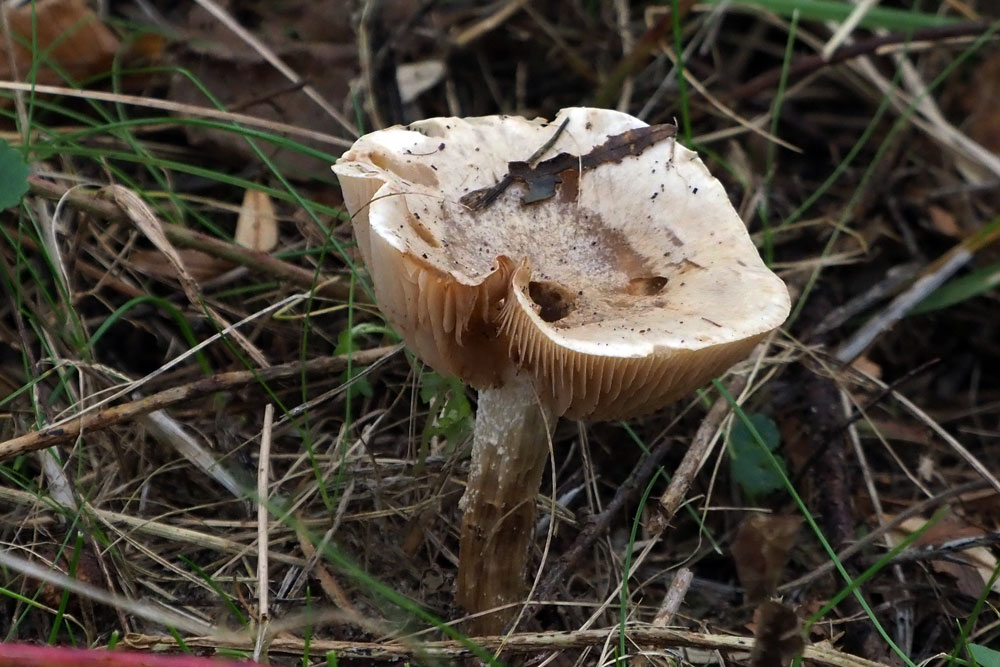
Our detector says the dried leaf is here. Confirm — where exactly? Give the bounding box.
[732,513,802,604]
[236,189,278,252]
[397,60,445,104]
[749,601,804,667]
[891,514,1000,597]
[927,205,962,238]
[460,123,677,210]
[1,0,119,85]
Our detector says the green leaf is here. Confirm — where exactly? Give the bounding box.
[0,139,30,210]
[728,412,786,499]
[911,261,1000,315]
[970,644,1000,667]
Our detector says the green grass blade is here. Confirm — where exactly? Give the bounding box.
[708,0,961,30]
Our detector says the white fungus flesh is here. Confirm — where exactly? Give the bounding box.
[333,107,790,419]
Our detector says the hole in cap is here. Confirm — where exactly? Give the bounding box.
[528,281,576,323]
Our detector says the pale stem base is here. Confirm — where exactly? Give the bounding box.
[456,372,555,636]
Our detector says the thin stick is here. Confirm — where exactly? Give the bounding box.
[0,549,218,637]
[125,627,891,666]
[0,345,402,461]
[777,480,992,592]
[453,0,532,48]
[254,404,274,662]
[191,0,358,138]
[531,429,674,606]
[651,567,693,627]
[728,22,991,101]
[0,81,353,148]
[650,372,750,533]
[856,534,1000,567]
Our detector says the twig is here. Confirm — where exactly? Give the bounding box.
[592,0,699,109]
[834,250,973,364]
[0,484,308,567]
[453,0,532,48]
[889,388,1000,496]
[651,567,693,627]
[0,549,219,637]
[0,345,402,461]
[788,358,938,490]
[460,122,674,211]
[253,404,275,663]
[811,262,921,336]
[530,433,675,606]
[187,0,359,137]
[856,534,1000,568]
[649,372,750,533]
[289,491,359,613]
[124,627,891,666]
[778,480,992,592]
[108,184,269,367]
[0,81,353,148]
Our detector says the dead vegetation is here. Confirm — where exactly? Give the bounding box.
[0,1,998,666]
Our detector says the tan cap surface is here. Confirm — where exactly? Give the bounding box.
[333,107,789,419]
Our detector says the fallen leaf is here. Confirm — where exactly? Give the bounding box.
[2,0,119,85]
[732,513,802,604]
[235,189,278,252]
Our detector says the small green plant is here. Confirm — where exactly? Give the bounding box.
[417,371,473,471]
[969,644,1000,667]
[727,412,787,499]
[333,322,395,404]
[0,139,30,210]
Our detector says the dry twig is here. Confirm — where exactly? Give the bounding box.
[0,345,401,461]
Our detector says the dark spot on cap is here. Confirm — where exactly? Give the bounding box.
[528,280,577,323]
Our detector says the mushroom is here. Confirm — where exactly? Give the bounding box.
[333,107,790,634]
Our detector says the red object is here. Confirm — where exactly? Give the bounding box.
[0,643,262,667]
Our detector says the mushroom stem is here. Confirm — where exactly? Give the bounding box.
[457,371,554,636]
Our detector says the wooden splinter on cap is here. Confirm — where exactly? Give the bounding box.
[333,107,790,635]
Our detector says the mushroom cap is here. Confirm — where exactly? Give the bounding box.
[333,107,789,419]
